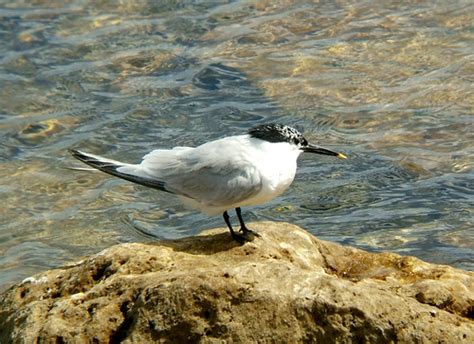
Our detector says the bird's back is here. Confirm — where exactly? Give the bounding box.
[136,135,263,214]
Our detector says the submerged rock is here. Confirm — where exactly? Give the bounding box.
[0,222,473,342]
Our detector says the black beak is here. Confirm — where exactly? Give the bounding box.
[302,144,347,159]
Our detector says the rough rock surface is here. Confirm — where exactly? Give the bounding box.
[0,222,473,343]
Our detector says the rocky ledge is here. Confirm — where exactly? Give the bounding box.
[0,222,473,343]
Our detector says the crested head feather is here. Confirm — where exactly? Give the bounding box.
[248,123,308,147]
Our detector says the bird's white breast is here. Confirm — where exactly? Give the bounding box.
[239,137,301,207]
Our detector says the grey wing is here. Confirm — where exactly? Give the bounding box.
[139,146,262,207]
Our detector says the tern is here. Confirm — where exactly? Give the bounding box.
[70,123,346,242]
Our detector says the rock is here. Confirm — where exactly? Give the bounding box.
[0,222,473,343]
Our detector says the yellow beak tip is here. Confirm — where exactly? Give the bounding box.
[337,153,348,160]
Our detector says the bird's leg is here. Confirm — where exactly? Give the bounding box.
[223,210,253,243]
[223,210,236,236]
[235,207,250,233]
[235,207,260,237]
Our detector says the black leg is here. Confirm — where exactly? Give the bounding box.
[235,207,260,237]
[223,210,255,243]
[223,210,235,236]
[235,207,249,233]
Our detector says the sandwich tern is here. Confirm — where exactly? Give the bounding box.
[70,123,346,242]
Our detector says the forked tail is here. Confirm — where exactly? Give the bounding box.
[69,149,171,193]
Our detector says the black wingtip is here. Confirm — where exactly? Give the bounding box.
[69,149,103,166]
[68,148,83,159]
[67,148,172,194]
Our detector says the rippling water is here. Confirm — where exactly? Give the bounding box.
[1,1,473,290]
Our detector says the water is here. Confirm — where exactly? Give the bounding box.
[0,1,472,291]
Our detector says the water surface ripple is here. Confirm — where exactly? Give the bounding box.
[0,1,473,290]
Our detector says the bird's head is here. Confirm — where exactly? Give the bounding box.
[248,123,347,159]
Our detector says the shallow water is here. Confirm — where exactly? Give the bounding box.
[0,1,473,291]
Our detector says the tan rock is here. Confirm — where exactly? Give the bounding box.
[0,222,473,343]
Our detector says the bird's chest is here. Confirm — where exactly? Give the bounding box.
[256,150,298,198]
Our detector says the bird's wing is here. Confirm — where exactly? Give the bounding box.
[139,140,262,207]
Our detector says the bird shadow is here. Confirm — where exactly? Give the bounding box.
[145,230,256,256]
